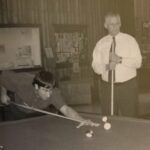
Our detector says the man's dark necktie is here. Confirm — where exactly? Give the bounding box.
[108,37,116,82]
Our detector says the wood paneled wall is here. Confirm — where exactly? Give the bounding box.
[0,0,134,67]
[134,0,150,43]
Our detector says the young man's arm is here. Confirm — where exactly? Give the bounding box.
[60,105,84,121]
[60,105,99,128]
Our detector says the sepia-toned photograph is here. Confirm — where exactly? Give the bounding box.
[0,0,149,150]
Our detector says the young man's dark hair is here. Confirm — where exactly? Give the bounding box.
[32,71,56,89]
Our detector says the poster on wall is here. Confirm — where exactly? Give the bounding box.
[0,25,42,70]
[53,24,88,80]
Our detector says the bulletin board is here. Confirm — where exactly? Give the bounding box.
[0,25,42,70]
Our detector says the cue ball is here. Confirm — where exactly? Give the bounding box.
[104,122,111,130]
[102,116,108,122]
[85,130,94,138]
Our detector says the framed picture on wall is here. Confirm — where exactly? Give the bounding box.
[0,24,42,70]
[53,24,88,80]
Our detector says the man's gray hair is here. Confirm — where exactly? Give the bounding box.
[104,12,121,22]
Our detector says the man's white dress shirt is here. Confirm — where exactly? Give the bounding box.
[92,32,142,83]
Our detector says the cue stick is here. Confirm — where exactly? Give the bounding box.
[11,102,83,123]
[110,70,114,116]
[11,102,99,127]
[110,37,116,116]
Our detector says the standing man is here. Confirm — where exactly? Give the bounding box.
[92,12,142,117]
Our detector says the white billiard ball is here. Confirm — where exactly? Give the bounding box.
[104,122,111,130]
[0,145,4,150]
[85,130,94,138]
[102,116,108,122]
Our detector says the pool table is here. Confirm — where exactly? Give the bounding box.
[0,113,150,150]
